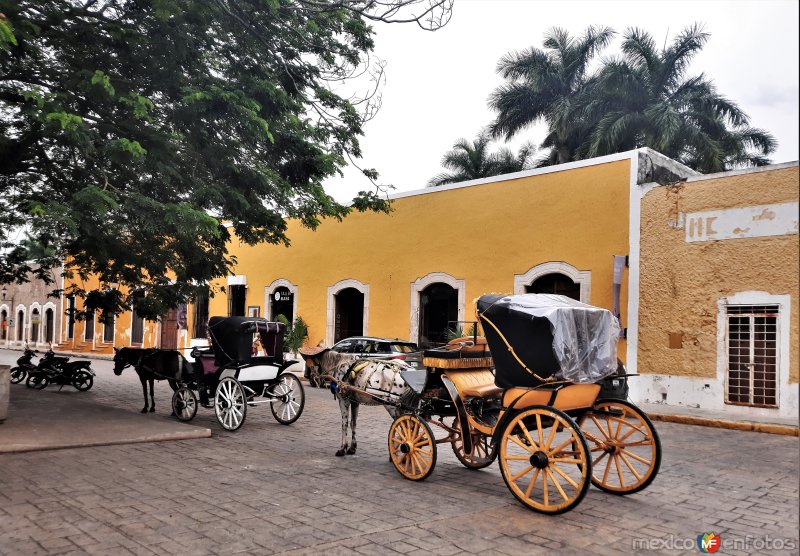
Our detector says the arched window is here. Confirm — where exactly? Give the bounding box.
[270,286,294,323]
[17,309,25,341]
[526,273,581,300]
[1,309,7,341]
[45,308,55,343]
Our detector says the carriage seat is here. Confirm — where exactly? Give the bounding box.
[423,336,493,370]
[502,383,601,412]
[460,383,504,399]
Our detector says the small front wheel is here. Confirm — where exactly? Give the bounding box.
[215,377,247,431]
[172,387,198,422]
[10,367,27,384]
[450,417,496,469]
[72,370,94,391]
[26,374,49,390]
[498,406,591,514]
[388,414,437,481]
[269,374,305,425]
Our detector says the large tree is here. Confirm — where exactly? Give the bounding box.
[582,24,775,172]
[428,131,534,187]
[0,0,452,319]
[488,26,615,165]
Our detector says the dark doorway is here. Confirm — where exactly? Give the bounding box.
[270,287,294,323]
[1,309,7,340]
[17,309,24,341]
[228,285,246,317]
[419,283,458,348]
[334,288,364,343]
[526,273,581,301]
[193,291,209,339]
[160,308,178,349]
[84,310,95,341]
[31,308,40,343]
[45,308,54,343]
[131,292,145,345]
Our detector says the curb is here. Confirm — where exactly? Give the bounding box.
[647,412,799,436]
[0,428,212,454]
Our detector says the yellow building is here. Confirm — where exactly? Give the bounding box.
[208,149,695,356]
[635,162,799,419]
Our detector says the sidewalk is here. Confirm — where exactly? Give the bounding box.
[0,384,210,453]
[642,402,799,436]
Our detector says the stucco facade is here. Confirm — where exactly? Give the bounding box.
[634,163,799,419]
[0,266,63,349]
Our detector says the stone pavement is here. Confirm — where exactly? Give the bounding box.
[0,352,798,555]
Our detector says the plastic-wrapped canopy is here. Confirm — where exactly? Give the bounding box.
[477,294,620,386]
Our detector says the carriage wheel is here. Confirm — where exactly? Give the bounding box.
[388,415,437,481]
[172,386,198,422]
[26,374,49,390]
[577,399,661,495]
[450,417,496,469]
[10,367,26,384]
[71,370,94,391]
[269,374,305,425]
[498,406,591,514]
[215,377,247,431]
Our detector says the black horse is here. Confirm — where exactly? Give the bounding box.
[112,347,193,413]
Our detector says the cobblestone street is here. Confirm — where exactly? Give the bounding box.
[1,353,798,555]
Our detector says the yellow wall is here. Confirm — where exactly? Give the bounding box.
[210,159,632,353]
[638,166,799,382]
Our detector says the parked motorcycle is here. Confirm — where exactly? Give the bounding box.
[10,345,38,384]
[25,349,95,391]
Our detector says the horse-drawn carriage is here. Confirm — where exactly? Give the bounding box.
[384,293,661,514]
[114,316,304,431]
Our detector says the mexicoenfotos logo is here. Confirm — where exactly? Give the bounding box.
[697,533,721,553]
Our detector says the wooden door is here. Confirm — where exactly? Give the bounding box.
[160,308,178,350]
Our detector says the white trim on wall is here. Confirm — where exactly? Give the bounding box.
[409,272,466,345]
[513,262,592,302]
[265,279,299,322]
[326,279,370,346]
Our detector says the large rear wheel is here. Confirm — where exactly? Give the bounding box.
[388,414,437,481]
[577,399,661,495]
[215,377,247,431]
[498,406,591,514]
[72,370,94,391]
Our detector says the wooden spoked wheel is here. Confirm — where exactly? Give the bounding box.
[269,374,305,425]
[450,417,496,469]
[388,415,437,481]
[578,399,661,495]
[215,377,247,431]
[498,406,591,514]
[171,386,198,422]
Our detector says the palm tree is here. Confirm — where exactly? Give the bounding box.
[489,26,615,165]
[428,131,534,187]
[583,24,776,172]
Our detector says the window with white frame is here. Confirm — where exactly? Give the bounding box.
[725,305,779,408]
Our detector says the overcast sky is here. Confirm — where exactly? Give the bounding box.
[324,0,800,202]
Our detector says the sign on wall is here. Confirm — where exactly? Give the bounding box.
[685,202,799,243]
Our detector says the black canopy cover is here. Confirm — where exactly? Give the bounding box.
[208,316,286,366]
[477,294,620,388]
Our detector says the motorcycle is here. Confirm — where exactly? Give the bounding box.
[10,345,38,384]
[25,348,95,391]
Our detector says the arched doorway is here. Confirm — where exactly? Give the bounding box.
[419,283,458,348]
[44,308,54,344]
[1,309,7,341]
[526,273,581,301]
[334,288,364,343]
[270,286,294,323]
[17,309,24,342]
[30,308,41,344]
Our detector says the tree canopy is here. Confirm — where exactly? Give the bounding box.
[0,0,452,320]
[428,130,534,186]
[489,24,776,172]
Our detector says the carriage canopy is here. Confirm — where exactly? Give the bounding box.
[208,316,286,367]
[476,294,620,388]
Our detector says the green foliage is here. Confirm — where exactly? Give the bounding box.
[490,24,775,171]
[444,322,478,342]
[429,131,534,186]
[276,314,309,354]
[0,0,433,320]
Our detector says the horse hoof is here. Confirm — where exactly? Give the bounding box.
[335,449,346,457]
[149,407,155,413]
[346,446,357,455]
[141,408,148,414]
